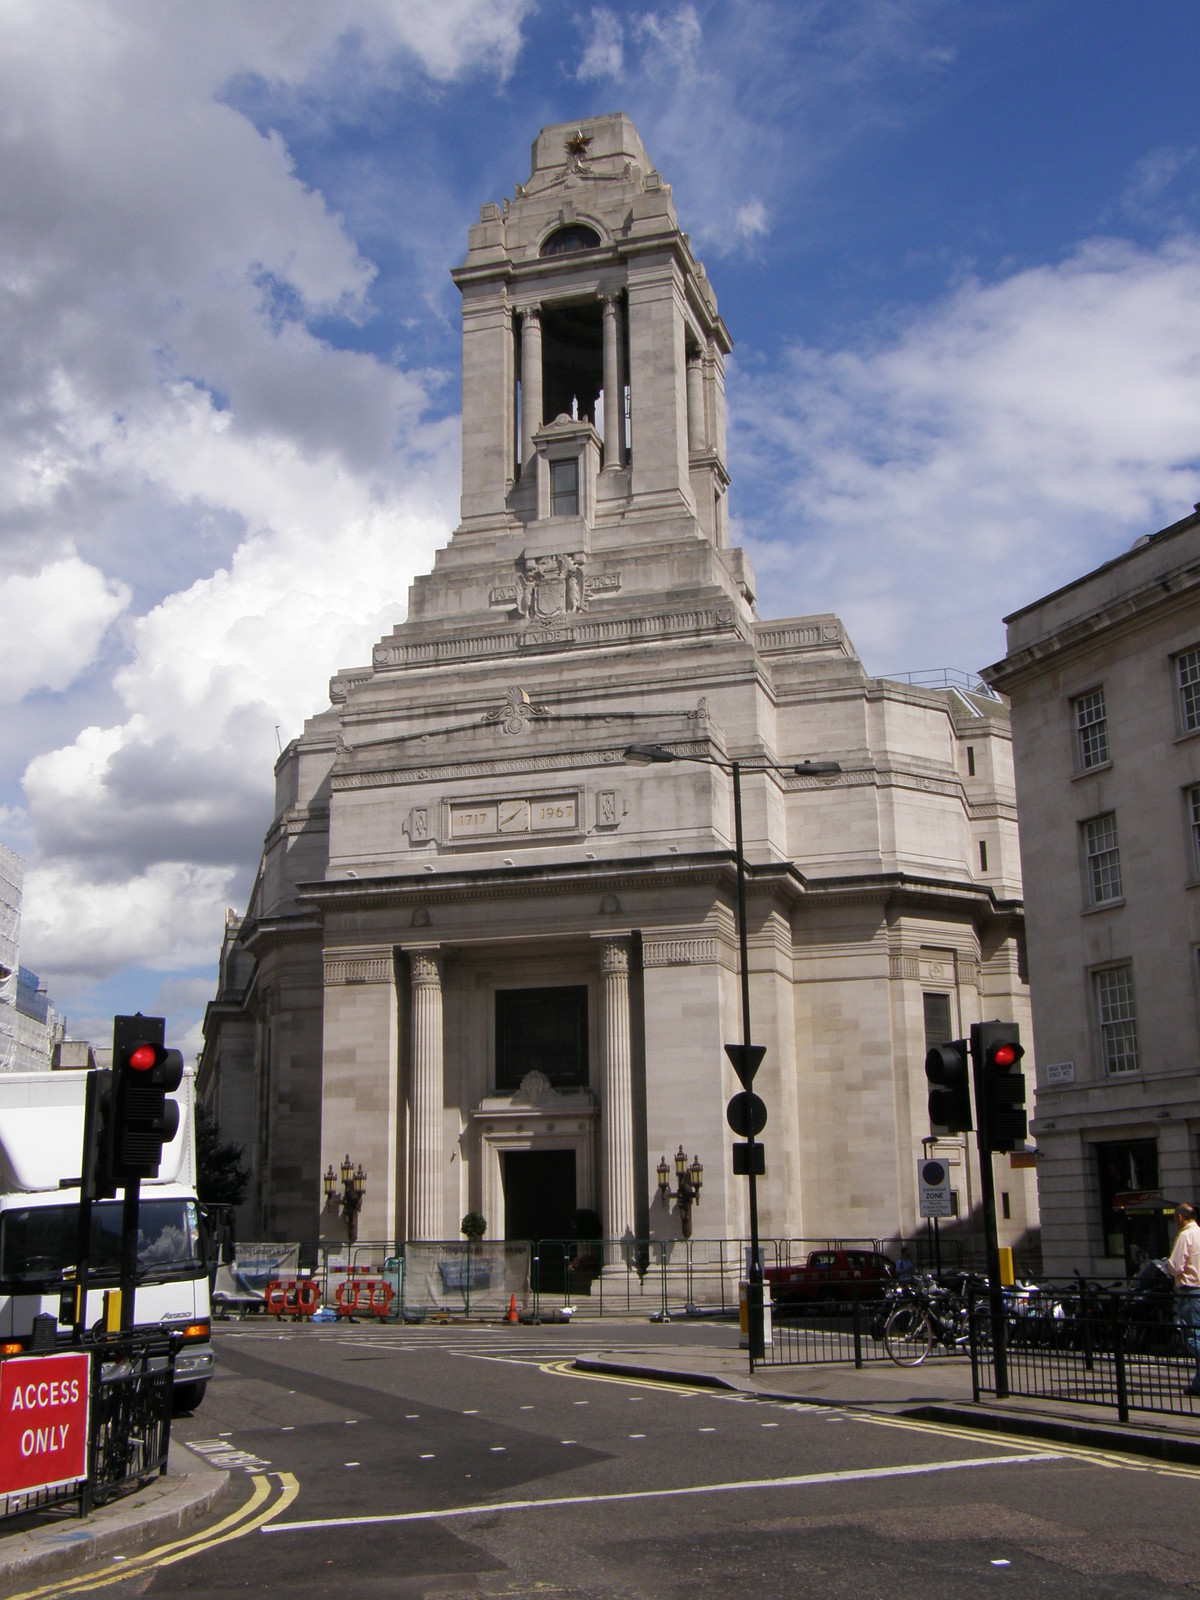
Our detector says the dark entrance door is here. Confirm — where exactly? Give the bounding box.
[503,1149,576,1293]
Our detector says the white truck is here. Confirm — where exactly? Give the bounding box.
[0,1066,214,1410]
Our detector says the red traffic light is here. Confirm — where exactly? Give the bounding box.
[991,1043,1017,1068]
[127,1044,157,1071]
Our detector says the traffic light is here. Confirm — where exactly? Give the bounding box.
[80,1068,116,1202]
[925,1039,972,1135]
[972,1020,1027,1153]
[112,1014,184,1180]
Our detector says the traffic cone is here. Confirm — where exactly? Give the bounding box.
[507,1293,518,1324]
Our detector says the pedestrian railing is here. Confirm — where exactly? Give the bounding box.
[755,1288,902,1369]
[970,1283,1200,1424]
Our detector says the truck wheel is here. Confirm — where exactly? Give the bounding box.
[172,1381,208,1414]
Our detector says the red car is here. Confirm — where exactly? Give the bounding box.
[766,1249,896,1305]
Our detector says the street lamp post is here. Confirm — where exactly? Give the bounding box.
[624,743,840,1361]
[324,1154,367,1245]
[656,1144,704,1237]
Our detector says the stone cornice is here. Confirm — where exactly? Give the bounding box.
[985,551,1200,692]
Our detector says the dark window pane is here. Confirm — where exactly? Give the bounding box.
[496,987,588,1090]
[923,991,952,1049]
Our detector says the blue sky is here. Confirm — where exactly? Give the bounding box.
[2,0,1198,1058]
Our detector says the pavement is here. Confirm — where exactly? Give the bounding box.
[3,1326,1199,1590]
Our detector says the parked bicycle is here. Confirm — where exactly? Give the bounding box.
[880,1272,984,1366]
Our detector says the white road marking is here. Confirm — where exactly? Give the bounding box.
[265,1454,1065,1536]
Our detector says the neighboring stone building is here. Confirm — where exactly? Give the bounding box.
[201,114,1036,1258]
[986,507,1200,1278]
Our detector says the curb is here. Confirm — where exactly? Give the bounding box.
[904,1404,1200,1468]
[571,1357,1200,1466]
[0,1469,236,1588]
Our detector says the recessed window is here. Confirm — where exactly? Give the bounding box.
[1093,965,1139,1074]
[978,840,988,872]
[1073,688,1109,770]
[966,746,975,777]
[1083,813,1122,905]
[540,224,601,257]
[922,991,953,1051]
[550,458,578,517]
[1001,1191,1011,1221]
[1187,786,1200,878]
[495,987,588,1091]
[1177,647,1200,734]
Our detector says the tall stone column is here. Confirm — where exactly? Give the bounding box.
[686,351,706,454]
[599,937,635,1248]
[520,306,543,478]
[602,297,624,468]
[409,949,444,1242]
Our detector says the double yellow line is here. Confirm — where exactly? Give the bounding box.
[8,1471,298,1599]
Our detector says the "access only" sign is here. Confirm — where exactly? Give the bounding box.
[0,1352,89,1497]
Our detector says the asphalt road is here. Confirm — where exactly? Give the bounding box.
[31,1320,1200,1598]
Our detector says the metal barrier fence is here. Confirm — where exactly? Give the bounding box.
[970,1284,1200,1425]
[87,1332,178,1509]
[293,1237,908,1322]
[755,1290,905,1369]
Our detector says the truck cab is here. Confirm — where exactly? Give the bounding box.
[0,1068,214,1410]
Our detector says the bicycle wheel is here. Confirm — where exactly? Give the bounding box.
[884,1302,934,1366]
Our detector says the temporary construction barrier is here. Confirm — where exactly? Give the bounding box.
[264,1278,320,1320]
[334,1277,394,1318]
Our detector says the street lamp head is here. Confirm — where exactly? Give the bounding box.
[656,1154,671,1201]
[623,743,677,765]
[323,1164,336,1200]
[340,1153,353,1186]
[352,1162,367,1198]
[673,1144,688,1178]
[793,760,841,776]
[689,1154,703,1195]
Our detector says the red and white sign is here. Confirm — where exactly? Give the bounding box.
[0,1353,89,1496]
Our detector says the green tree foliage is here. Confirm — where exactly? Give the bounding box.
[195,1102,250,1207]
[460,1211,487,1240]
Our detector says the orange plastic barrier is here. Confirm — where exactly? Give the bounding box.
[265,1278,320,1320]
[334,1277,395,1318]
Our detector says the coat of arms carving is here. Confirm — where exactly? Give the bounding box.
[490,551,620,624]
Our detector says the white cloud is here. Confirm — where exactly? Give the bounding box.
[2,2,514,1012]
[0,558,129,701]
[734,235,1200,671]
[577,7,625,81]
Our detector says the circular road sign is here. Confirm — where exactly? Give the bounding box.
[726,1092,768,1138]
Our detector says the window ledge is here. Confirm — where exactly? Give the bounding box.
[1072,759,1112,782]
[1174,728,1200,747]
[1082,898,1125,915]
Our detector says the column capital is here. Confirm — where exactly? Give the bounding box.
[520,303,541,327]
[598,936,632,975]
[408,947,443,988]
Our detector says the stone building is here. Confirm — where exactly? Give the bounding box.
[200,114,1036,1258]
[985,507,1200,1277]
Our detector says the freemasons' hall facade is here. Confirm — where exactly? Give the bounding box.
[200,115,1037,1256]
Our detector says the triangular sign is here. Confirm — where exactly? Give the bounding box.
[724,1042,767,1090]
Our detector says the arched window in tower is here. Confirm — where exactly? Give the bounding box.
[540,224,601,257]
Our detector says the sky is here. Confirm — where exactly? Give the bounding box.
[3,0,1199,1060]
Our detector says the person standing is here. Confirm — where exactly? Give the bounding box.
[895,1244,915,1282]
[1166,1202,1200,1396]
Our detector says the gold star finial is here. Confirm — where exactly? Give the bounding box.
[565,128,592,157]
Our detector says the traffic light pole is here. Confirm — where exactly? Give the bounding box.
[732,760,765,1364]
[118,1177,140,1333]
[971,1049,1009,1400]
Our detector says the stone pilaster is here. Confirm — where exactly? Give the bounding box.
[599,937,635,1245]
[409,949,444,1242]
[602,297,624,468]
[520,307,543,478]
